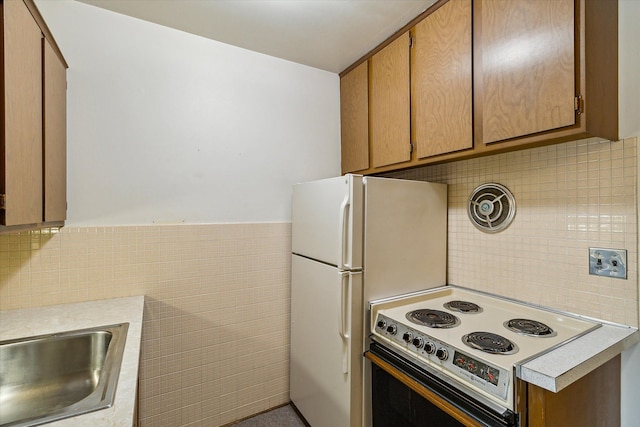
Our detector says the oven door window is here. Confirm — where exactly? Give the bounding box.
[372,361,465,427]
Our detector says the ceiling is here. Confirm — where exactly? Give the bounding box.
[76,0,438,73]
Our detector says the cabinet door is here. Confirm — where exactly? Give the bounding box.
[340,61,369,174]
[526,355,620,427]
[476,0,576,145]
[43,38,67,222]
[370,32,411,168]
[3,0,43,226]
[412,0,472,158]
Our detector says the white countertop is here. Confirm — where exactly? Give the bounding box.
[0,296,145,427]
[518,321,639,392]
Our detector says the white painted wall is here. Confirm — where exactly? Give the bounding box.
[620,0,640,425]
[35,0,340,226]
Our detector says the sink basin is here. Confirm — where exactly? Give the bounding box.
[0,323,129,427]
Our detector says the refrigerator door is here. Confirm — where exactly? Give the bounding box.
[292,174,363,270]
[290,255,363,427]
[362,177,447,302]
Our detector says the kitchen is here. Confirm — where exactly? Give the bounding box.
[0,0,638,426]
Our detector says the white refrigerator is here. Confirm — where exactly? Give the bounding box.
[289,174,447,427]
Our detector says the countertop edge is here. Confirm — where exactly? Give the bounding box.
[0,296,146,427]
[517,323,640,392]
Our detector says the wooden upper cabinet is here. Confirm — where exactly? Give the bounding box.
[43,38,67,223]
[1,0,68,232]
[475,0,576,144]
[370,32,411,169]
[2,0,44,226]
[412,0,473,158]
[339,0,617,175]
[340,61,369,174]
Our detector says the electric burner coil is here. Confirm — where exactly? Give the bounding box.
[462,331,519,355]
[504,318,557,337]
[406,309,460,328]
[443,300,483,313]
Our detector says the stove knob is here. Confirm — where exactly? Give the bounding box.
[402,332,413,343]
[412,337,424,349]
[424,342,436,354]
[386,325,397,335]
[376,320,386,330]
[436,348,449,361]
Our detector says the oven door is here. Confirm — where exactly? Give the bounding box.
[366,342,517,427]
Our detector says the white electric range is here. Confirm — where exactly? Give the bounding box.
[369,285,601,416]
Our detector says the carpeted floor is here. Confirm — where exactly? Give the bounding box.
[229,404,308,426]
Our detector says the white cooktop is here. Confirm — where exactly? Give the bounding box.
[371,286,600,370]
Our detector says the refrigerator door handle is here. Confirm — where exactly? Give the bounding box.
[339,273,351,374]
[338,193,351,270]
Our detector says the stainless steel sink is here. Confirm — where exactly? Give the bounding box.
[0,323,129,427]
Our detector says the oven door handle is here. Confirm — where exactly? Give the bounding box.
[339,273,351,374]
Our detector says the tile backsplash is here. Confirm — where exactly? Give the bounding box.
[387,137,639,327]
[0,223,292,427]
[1,137,637,427]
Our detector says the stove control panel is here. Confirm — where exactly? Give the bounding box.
[372,313,510,401]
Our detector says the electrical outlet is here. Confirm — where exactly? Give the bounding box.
[589,248,627,279]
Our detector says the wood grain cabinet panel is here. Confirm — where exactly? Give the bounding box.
[2,0,43,226]
[475,0,576,145]
[340,61,369,174]
[370,32,411,169]
[412,0,473,158]
[1,0,68,232]
[339,0,617,175]
[43,38,67,223]
[525,355,620,427]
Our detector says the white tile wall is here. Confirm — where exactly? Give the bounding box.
[386,137,638,327]
[0,223,292,427]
